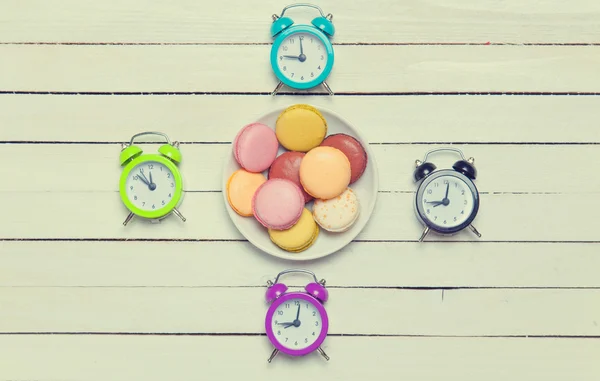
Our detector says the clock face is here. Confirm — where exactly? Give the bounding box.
[275,31,330,86]
[416,170,479,233]
[268,296,325,353]
[124,160,177,213]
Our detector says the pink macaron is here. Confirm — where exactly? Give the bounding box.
[233,123,279,173]
[252,179,304,230]
[268,151,314,204]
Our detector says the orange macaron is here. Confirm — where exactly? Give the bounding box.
[299,146,351,200]
[226,169,267,216]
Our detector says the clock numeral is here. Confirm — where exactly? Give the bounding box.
[318,65,321,70]
[444,180,449,185]
[426,209,430,214]
[277,330,281,335]
[282,46,288,51]
[171,183,174,188]
[283,66,287,71]
[317,45,321,50]
[299,36,304,40]
[294,301,300,306]
[310,72,314,77]
[434,216,438,220]
[312,311,316,316]
[315,321,319,326]
[427,189,432,194]
[142,202,145,206]
[130,186,133,190]
[285,303,290,308]
[289,38,295,44]
[455,182,458,188]
[167,173,171,178]
[133,175,139,180]
[464,200,467,205]
[310,38,313,43]
[168,193,172,198]
[443,220,447,224]
[279,55,283,61]
[161,200,165,206]
[134,196,137,200]
[152,204,155,209]
[305,338,308,343]
[274,320,278,324]
[454,217,457,221]
[434,182,439,187]
[312,332,315,336]
[295,341,298,346]
[277,310,283,315]
[285,338,288,342]
[159,166,162,171]
[320,55,324,60]
[461,210,465,215]
[291,73,294,77]
[148,164,153,170]
[301,76,304,80]
[306,303,309,309]
[461,190,465,195]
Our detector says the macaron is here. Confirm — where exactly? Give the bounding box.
[275,104,327,152]
[269,208,320,252]
[321,133,368,184]
[268,151,313,203]
[252,179,305,230]
[299,146,351,200]
[226,169,267,216]
[312,187,360,233]
[233,123,279,173]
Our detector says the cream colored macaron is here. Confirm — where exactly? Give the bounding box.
[312,187,360,233]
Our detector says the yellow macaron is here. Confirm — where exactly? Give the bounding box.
[275,104,327,152]
[268,208,320,252]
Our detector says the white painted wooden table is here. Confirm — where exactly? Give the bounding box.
[1,1,599,380]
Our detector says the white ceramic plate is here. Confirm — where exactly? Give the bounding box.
[222,105,379,261]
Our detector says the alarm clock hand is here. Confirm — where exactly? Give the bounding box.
[148,171,156,191]
[444,183,450,200]
[136,171,151,186]
[283,55,300,60]
[296,305,301,321]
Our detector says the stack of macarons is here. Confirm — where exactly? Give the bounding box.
[226,104,368,253]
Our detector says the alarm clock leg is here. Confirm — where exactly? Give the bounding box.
[317,347,330,361]
[418,226,430,242]
[322,81,334,96]
[172,208,187,222]
[271,81,284,96]
[468,224,482,238]
[267,348,279,363]
[122,212,135,226]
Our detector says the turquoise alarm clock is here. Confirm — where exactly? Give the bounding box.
[270,4,335,96]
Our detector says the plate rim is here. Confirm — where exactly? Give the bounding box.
[221,104,379,261]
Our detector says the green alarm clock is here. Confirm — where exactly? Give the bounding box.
[119,131,186,226]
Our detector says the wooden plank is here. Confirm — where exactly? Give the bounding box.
[1,144,598,193]
[0,336,598,381]
[2,95,599,143]
[1,0,599,44]
[2,241,599,288]
[1,192,597,242]
[1,288,598,336]
[1,45,599,93]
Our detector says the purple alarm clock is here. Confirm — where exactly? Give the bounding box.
[265,269,330,363]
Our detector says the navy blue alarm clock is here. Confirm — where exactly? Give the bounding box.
[270,4,335,95]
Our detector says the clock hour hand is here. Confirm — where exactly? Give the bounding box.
[283,55,300,59]
[137,171,150,186]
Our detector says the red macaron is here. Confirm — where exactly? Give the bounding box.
[320,133,368,184]
[268,151,314,203]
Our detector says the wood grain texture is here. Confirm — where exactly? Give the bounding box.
[1,0,599,44]
[1,45,599,93]
[0,336,598,381]
[2,144,599,193]
[1,0,599,379]
[2,95,599,143]
[2,288,599,336]
[2,241,599,288]
[1,192,598,242]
